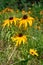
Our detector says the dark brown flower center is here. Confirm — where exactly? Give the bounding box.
[22,15,28,19]
[31,52,34,54]
[18,33,23,37]
[9,17,13,20]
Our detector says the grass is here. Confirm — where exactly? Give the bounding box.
[0,3,43,65]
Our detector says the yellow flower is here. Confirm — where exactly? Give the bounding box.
[3,17,19,28]
[35,26,40,30]
[2,7,14,13]
[28,11,32,14]
[29,49,38,56]
[35,22,40,30]
[11,33,27,46]
[19,15,34,28]
[22,10,27,15]
[40,10,43,15]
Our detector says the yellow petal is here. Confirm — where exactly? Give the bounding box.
[28,20,32,26]
[15,41,19,46]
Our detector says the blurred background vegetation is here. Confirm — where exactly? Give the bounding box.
[0,0,43,65]
[0,0,43,11]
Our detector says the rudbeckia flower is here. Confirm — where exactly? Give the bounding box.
[35,26,40,30]
[29,49,38,56]
[11,33,27,46]
[3,17,19,28]
[22,10,27,15]
[2,7,14,13]
[19,15,34,28]
[28,11,32,14]
[40,10,43,15]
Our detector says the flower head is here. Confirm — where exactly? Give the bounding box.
[22,10,27,15]
[3,17,19,28]
[29,49,38,56]
[11,33,27,46]
[28,11,32,14]
[2,8,14,13]
[40,10,43,15]
[19,15,34,29]
[35,26,40,30]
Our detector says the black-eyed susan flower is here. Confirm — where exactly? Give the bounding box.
[11,33,27,47]
[2,7,14,13]
[35,26,40,30]
[40,10,43,15]
[22,10,27,15]
[3,17,19,28]
[34,22,41,30]
[29,49,38,56]
[19,15,34,28]
[28,11,32,14]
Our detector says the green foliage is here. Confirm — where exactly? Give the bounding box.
[0,0,42,11]
[0,2,43,65]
